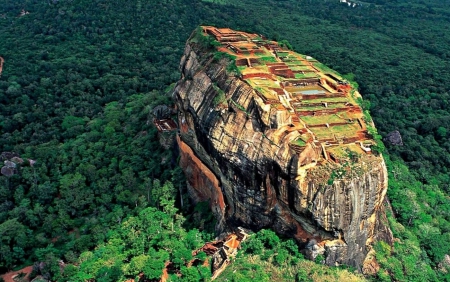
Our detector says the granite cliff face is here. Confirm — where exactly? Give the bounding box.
[173,27,392,271]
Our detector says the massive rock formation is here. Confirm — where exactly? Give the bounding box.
[173,27,392,271]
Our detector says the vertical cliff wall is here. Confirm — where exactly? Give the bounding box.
[173,27,392,271]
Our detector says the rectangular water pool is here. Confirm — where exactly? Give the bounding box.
[299,89,326,95]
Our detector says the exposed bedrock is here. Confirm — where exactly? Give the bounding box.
[173,35,392,271]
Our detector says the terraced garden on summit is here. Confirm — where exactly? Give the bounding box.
[202,26,375,163]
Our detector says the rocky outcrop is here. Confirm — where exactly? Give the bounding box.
[173,27,392,271]
[384,130,403,146]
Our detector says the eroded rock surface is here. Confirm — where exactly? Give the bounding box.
[173,27,392,271]
[384,130,403,146]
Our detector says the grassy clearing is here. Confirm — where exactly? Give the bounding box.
[291,138,307,146]
[288,65,310,71]
[301,97,349,104]
[238,66,247,72]
[255,50,277,57]
[297,103,344,111]
[294,72,318,79]
[259,56,278,63]
[242,64,270,73]
[254,87,278,100]
[277,52,290,58]
[247,77,279,88]
[301,114,345,125]
[313,62,342,77]
[212,83,227,106]
[330,124,360,138]
[215,229,367,282]
[216,255,366,282]
[328,143,363,158]
[309,127,332,139]
[331,124,359,133]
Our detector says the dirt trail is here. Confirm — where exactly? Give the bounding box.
[1,266,33,282]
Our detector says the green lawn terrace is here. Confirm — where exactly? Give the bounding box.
[295,101,362,118]
[200,26,374,162]
[246,77,283,103]
[326,143,371,164]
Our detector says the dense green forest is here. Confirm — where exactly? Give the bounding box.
[0,0,449,281]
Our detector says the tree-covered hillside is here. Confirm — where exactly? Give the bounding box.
[0,0,449,281]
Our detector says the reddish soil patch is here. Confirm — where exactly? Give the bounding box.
[177,136,225,211]
[224,234,240,249]
[161,262,169,282]
[124,272,143,282]
[1,266,33,282]
[0,57,4,75]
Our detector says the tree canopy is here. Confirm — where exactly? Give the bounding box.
[0,0,450,280]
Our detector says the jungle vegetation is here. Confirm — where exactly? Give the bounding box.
[0,0,449,281]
